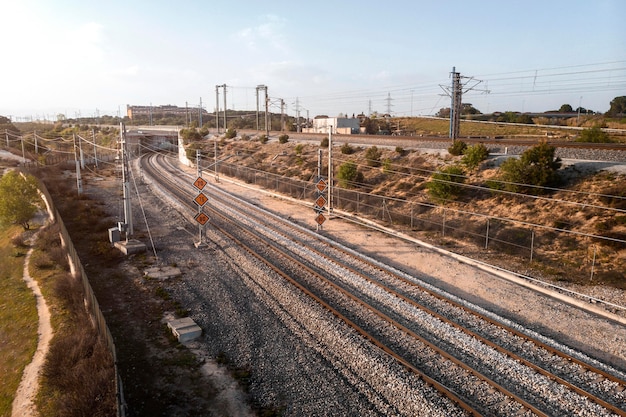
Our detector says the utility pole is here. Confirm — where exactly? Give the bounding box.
[256,85,268,133]
[265,90,270,138]
[295,97,301,133]
[222,84,227,132]
[119,123,133,238]
[215,85,220,133]
[440,66,487,141]
[280,99,285,131]
[198,97,203,128]
[327,127,333,216]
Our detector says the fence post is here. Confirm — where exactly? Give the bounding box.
[590,245,597,281]
[530,229,535,262]
[442,208,446,237]
[485,217,490,249]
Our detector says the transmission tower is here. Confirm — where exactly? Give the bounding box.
[385,92,393,115]
[440,66,487,141]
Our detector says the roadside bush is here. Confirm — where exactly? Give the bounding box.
[577,126,612,143]
[426,165,466,202]
[259,135,268,144]
[461,143,490,170]
[337,161,364,188]
[225,128,237,139]
[294,144,304,155]
[448,140,467,156]
[320,137,329,148]
[278,134,289,144]
[341,143,355,154]
[395,146,405,155]
[365,146,382,167]
[496,142,561,194]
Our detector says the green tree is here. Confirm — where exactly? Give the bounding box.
[607,96,626,117]
[497,142,561,194]
[340,143,355,154]
[426,165,466,202]
[364,146,382,167]
[0,171,41,230]
[559,104,573,113]
[461,143,490,170]
[448,140,467,156]
[337,161,363,188]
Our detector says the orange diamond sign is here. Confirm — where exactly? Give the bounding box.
[194,212,209,225]
[315,213,326,225]
[315,195,326,209]
[193,176,207,190]
[194,192,208,206]
[316,178,327,192]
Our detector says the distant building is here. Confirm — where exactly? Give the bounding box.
[304,116,360,134]
[126,104,209,120]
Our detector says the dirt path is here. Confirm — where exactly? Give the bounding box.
[11,229,53,417]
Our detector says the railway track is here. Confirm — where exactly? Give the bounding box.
[140,151,626,416]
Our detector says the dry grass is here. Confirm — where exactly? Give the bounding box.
[30,221,117,417]
[221,140,626,288]
[0,225,38,417]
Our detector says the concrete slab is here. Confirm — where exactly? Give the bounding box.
[167,317,202,343]
[144,266,181,280]
[114,239,146,255]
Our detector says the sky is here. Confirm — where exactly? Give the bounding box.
[1,0,625,121]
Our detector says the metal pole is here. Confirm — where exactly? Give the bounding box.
[78,134,85,169]
[215,86,220,133]
[530,230,535,262]
[120,123,132,238]
[590,246,597,281]
[93,129,98,168]
[222,84,227,131]
[196,150,202,244]
[327,126,332,215]
[73,134,83,194]
[214,140,218,181]
[485,218,490,249]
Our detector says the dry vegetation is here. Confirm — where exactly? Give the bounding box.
[36,166,225,417]
[201,137,626,288]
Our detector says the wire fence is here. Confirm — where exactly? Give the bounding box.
[217,160,625,283]
[34,177,126,417]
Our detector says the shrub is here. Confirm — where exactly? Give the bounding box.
[224,128,237,139]
[294,144,304,155]
[320,137,329,148]
[395,146,405,155]
[497,142,561,194]
[259,135,268,144]
[448,140,467,156]
[278,134,289,144]
[337,162,363,188]
[240,134,250,141]
[577,126,612,143]
[461,143,490,170]
[365,146,382,167]
[340,143,355,154]
[426,165,466,202]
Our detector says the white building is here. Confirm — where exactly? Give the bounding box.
[306,116,360,134]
